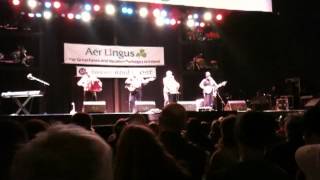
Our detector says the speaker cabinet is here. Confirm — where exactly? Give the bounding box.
[224,100,247,111]
[177,101,197,111]
[304,98,320,108]
[135,101,156,112]
[83,101,106,113]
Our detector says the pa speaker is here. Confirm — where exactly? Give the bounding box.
[224,100,247,111]
[177,101,197,111]
[83,101,106,113]
[135,101,156,112]
[304,98,320,108]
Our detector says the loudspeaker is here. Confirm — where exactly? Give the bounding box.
[135,101,156,112]
[177,101,197,111]
[224,100,247,111]
[276,97,289,110]
[304,98,320,108]
[83,101,106,113]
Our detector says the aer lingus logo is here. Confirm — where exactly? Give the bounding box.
[136,49,147,58]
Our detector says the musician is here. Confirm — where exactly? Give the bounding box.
[77,71,102,101]
[199,71,218,107]
[163,70,180,106]
[125,73,155,112]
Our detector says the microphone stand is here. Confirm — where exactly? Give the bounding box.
[28,74,50,86]
[216,91,226,111]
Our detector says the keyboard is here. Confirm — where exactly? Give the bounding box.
[1,90,43,98]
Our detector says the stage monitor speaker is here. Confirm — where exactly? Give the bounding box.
[135,101,156,112]
[224,100,247,111]
[304,98,320,108]
[83,101,106,113]
[177,101,197,111]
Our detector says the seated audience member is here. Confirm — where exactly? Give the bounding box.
[71,112,94,131]
[107,118,128,155]
[295,144,320,180]
[11,123,113,180]
[114,124,191,180]
[185,118,212,152]
[126,113,147,125]
[24,118,49,140]
[206,115,239,180]
[159,103,208,180]
[266,114,304,178]
[221,112,290,180]
[302,106,320,144]
[0,120,27,180]
[148,121,160,135]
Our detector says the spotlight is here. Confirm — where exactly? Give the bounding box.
[195,21,200,27]
[187,14,193,19]
[203,12,212,21]
[216,14,223,21]
[67,13,74,19]
[105,4,116,15]
[84,4,92,11]
[155,18,164,27]
[200,22,205,27]
[28,13,35,18]
[81,12,91,22]
[43,11,52,19]
[193,13,199,19]
[164,18,170,25]
[75,14,81,20]
[12,0,20,6]
[161,10,167,17]
[35,13,42,18]
[44,2,51,8]
[121,7,128,14]
[187,19,195,28]
[153,8,160,17]
[127,8,133,15]
[27,0,37,9]
[139,7,148,18]
[53,1,61,9]
[93,4,100,12]
[170,18,176,25]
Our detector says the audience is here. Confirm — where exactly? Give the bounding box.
[23,118,49,140]
[70,112,94,131]
[114,124,191,180]
[11,123,113,180]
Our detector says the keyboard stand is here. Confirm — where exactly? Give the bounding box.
[13,96,34,115]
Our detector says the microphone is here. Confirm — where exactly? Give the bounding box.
[27,73,50,86]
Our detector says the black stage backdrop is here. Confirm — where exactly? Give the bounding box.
[1,1,320,113]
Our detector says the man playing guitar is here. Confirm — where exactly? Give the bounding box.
[125,73,155,112]
[199,71,227,108]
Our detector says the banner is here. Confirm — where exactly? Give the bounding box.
[64,43,164,66]
[76,66,157,78]
[119,0,272,12]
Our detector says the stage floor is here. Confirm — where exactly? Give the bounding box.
[0,110,305,126]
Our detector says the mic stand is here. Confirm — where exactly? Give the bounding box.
[216,91,226,111]
[30,76,50,86]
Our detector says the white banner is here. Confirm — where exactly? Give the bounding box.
[119,0,272,12]
[64,43,164,66]
[76,66,157,78]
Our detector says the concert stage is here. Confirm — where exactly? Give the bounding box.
[0,110,305,127]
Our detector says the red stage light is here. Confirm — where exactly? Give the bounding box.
[53,1,61,9]
[12,0,20,6]
[216,14,223,21]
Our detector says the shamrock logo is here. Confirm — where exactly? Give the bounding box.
[136,49,147,58]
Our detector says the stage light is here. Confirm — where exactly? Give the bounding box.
[81,11,91,22]
[164,18,170,25]
[216,14,223,21]
[12,0,20,6]
[44,2,51,8]
[105,4,116,15]
[195,21,200,27]
[53,1,61,9]
[193,13,199,19]
[67,13,74,19]
[61,13,65,18]
[27,0,37,9]
[35,13,42,18]
[153,8,160,17]
[186,19,195,28]
[93,4,100,12]
[155,18,164,27]
[75,14,81,20]
[43,11,52,19]
[127,8,133,15]
[200,22,205,27]
[121,7,128,14]
[28,13,35,18]
[177,20,181,24]
[203,12,212,21]
[161,10,167,17]
[84,4,92,11]
[139,7,148,18]
[170,18,176,26]
[187,14,193,19]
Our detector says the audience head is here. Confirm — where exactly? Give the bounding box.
[295,144,320,180]
[24,119,49,140]
[126,113,147,125]
[12,123,113,180]
[284,114,304,142]
[219,115,237,148]
[71,112,93,131]
[302,106,320,144]
[159,103,187,132]
[113,118,128,136]
[148,121,160,135]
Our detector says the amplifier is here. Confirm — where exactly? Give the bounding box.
[177,101,197,111]
[83,101,106,113]
[135,101,156,112]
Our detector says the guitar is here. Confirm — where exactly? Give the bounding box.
[125,77,155,92]
[203,81,227,96]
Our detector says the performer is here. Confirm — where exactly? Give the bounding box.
[125,73,155,112]
[199,71,227,109]
[163,70,180,106]
[77,71,102,101]
[199,71,218,108]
